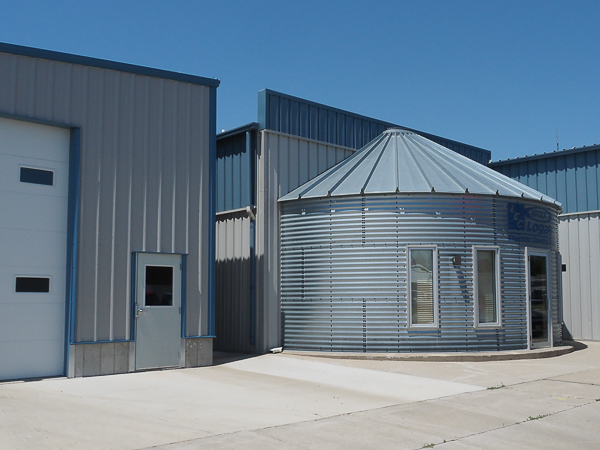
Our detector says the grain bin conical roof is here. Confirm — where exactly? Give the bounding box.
[279,129,560,206]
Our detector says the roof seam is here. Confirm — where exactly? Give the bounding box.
[362,133,391,193]
[403,134,433,190]
[327,134,387,195]
[405,133,467,191]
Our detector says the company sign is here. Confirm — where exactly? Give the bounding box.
[507,202,552,245]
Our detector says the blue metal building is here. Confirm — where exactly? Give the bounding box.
[490,144,600,341]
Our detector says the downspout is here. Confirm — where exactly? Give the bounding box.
[248,129,257,346]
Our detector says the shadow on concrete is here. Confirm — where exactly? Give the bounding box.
[213,351,261,366]
[563,340,588,351]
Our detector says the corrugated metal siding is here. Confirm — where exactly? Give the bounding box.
[215,210,254,352]
[216,127,257,212]
[254,130,356,351]
[490,146,600,214]
[0,52,213,341]
[258,89,491,165]
[559,212,600,340]
[280,194,561,352]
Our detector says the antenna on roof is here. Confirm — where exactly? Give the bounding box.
[556,130,559,152]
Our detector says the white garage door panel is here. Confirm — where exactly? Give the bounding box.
[0,268,66,301]
[0,117,70,381]
[0,154,68,194]
[0,119,70,161]
[0,193,68,233]
[0,229,68,269]
[0,340,64,380]
[0,303,65,341]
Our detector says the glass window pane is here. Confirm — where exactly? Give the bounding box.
[477,250,497,324]
[410,249,434,325]
[530,255,548,342]
[16,277,50,293]
[20,167,54,186]
[145,266,173,306]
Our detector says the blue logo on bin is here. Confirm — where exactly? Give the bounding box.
[507,202,552,245]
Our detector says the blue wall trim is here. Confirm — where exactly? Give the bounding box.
[130,252,137,341]
[66,128,80,358]
[180,254,187,338]
[218,122,259,140]
[208,86,217,337]
[490,144,600,214]
[71,339,134,345]
[0,41,220,88]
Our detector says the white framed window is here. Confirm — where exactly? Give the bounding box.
[473,246,501,328]
[407,246,438,328]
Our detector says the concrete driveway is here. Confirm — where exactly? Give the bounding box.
[1,342,599,449]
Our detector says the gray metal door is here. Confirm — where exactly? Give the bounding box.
[135,253,182,370]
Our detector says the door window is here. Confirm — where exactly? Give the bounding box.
[145,266,173,306]
[529,254,548,344]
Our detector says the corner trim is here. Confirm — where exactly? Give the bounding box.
[66,128,81,354]
[208,85,217,337]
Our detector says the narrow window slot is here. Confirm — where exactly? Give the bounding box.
[20,167,54,186]
[15,277,50,293]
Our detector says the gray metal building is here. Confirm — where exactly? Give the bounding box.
[0,43,218,381]
[279,129,561,352]
[216,91,493,353]
[490,145,600,341]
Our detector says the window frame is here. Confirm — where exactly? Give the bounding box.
[407,245,439,329]
[14,275,52,294]
[19,165,55,186]
[473,246,502,328]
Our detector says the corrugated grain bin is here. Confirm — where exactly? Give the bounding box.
[279,129,561,352]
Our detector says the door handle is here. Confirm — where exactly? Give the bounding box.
[135,304,145,318]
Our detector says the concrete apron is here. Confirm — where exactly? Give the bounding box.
[282,343,575,362]
[0,342,598,450]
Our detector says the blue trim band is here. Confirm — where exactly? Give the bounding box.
[0,42,220,88]
[130,252,137,341]
[180,254,187,338]
[183,336,217,339]
[66,128,81,352]
[71,339,134,345]
[489,143,600,166]
[208,85,217,337]
[217,122,259,140]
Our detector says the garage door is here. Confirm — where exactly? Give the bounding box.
[0,117,70,381]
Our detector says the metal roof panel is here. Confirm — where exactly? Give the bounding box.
[280,129,561,208]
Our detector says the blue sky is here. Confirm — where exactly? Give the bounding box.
[1,0,598,161]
